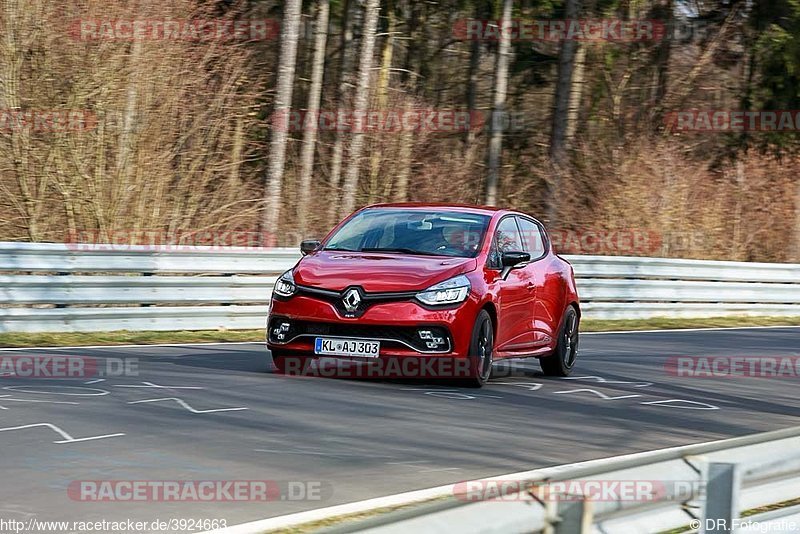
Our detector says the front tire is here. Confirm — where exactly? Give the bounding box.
[271,351,311,375]
[540,306,579,377]
[463,310,494,388]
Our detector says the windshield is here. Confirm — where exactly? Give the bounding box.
[324,209,490,258]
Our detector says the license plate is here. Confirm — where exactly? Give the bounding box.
[314,338,380,358]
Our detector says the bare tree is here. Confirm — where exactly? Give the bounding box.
[550,0,581,165]
[565,45,586,142]
[484,0,513,206]
[368,1,396,202]
[262,0,303,243]
[465,27,481,150]
[297,0,330,235]
[326,0,356,225]
[339,0,380,217]
[547,0,581,224]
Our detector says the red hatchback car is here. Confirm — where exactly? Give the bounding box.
[267,203,580,386]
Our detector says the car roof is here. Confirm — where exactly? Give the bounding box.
[362,202,511,217]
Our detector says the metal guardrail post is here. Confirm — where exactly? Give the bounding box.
[701,462,740,533]
[551,496,593,534]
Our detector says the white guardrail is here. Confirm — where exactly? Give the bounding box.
[316,426,800,534]
[0,242,799,333]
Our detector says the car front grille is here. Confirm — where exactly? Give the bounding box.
[268,317,452,354]
[294,285,417,318]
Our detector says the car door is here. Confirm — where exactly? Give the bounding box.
[490,216,537,355]
[517,216,555,348]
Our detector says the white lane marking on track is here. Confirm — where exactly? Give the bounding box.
[3,385,109,396]
[554,388,643,400]
[128,397,246,414]
[559,376,653,387]
[114,382,203,390]
[0,395,78,405]
[423,391,502,400]
[493,382,543,391]
[401,387,502,399]
[84,379,105,384]
[640,399,720,410]
[0,423,124,443]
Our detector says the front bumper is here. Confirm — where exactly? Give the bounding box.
[267,293,479,358]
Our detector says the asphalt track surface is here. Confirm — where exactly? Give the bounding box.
[0,327,798,533]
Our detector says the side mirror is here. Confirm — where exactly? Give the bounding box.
[300,240,321,256]
[500,251,530,279]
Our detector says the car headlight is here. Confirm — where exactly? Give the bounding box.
[274,269,297,298]
[416,275,471,306]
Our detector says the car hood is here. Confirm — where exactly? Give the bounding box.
[294,251,478,292]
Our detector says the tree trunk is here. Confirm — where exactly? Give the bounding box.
[648,0,672,126]
[262,0,303,245]
[547,0,581,224]
[113,37,143,230]
[549,0,581,165]
[339,0,381,217]
[297,0,330,235]
[565,44,586,142]
[402,0,424,89]
[465,36,481,150]
[326,0,356,225]
[368,4,396,203]
[654,6,671,104]
[393,130,413,201]
[484,0,513,206]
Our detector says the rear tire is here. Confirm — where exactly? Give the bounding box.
[271,351,311,375]
[463,310,494,388]
[540,306,579,377]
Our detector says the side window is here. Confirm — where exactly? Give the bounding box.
[517,217,546,259]
[488,217,523,268]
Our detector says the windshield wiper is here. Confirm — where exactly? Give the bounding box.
[323,246,359,252]
[360,247,445,256]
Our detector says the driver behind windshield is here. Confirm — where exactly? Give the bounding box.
[392,219,480,256]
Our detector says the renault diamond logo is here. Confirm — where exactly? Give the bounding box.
[342,288,362,313]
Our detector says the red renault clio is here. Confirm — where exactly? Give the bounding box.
[267,203,580,386]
